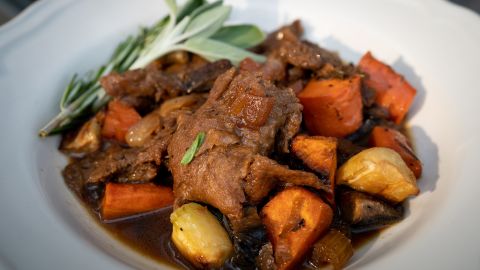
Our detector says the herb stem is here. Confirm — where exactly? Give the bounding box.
[39,0,265,137]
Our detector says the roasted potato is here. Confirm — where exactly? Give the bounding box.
[369,126,422,178]
[336,147,418,203]
[170,203,233,268]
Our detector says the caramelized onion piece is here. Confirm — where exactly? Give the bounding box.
[125,113,162,147]
[310,229,353,270]
[126,94,205,147]
[159,94,204,118]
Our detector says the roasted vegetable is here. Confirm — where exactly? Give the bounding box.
[298,76,363,137]
[310,229,353,270]
[101,99,142,143]
[101,183,174,221]
[336,147,419,203]
[170,203,233,269]
[125,112,162,147]
[261,187,333,270]
[369,126,422,178]
[291,135,337,189]
[256,243,276,270]
[358,52,416,124]
[61,112,103,153]
[338,189,403,232]
[158,94,206,118]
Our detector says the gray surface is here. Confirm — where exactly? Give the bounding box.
[452,0,480,12]
[0,9,10,25]
[0,0,479,26]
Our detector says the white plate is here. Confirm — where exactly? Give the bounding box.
[1,0,480,269]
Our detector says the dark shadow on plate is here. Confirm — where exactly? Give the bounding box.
[392,57,426,119]
[410,125,439,194]
[0,253,16,270]
[400,125,439,220]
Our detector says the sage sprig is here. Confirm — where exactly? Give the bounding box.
[39,0,265,137]
[181,132,206,165]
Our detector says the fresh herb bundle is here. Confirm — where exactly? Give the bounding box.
[39,0,265,137]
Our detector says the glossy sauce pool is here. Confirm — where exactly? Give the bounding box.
[97,207,382,269]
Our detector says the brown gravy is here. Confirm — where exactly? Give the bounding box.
[97,207,382,269]
[101,207,194,269]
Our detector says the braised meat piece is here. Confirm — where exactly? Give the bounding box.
[260,20,304,52]
[168,69,330,231]
[100,59,232,104]
[183,59,233,93]
[100,68,183,101]
[261,20,343,71]
[86,135,170,184]
[63,134,170,188]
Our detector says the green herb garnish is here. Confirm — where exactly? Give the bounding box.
[39,0,265,137]
[181,132,206,165]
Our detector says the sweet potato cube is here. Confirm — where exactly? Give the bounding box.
[261,187,333,270]
[370,126,422,178]
[291,135,337,188]
[358,52,416,124]
[101,183,174,221]
[298,76,363,137]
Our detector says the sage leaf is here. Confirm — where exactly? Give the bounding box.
[181,37,266,65]
[190,0,223,19]
[177,0,206,22]
[181,132,206,165]
[211,24,265,48]
[176,5,231,42]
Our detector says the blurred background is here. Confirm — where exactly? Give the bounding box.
[0,0,479,25]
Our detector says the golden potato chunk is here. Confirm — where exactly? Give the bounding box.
[336,147,418,203]
[170,203,233,268]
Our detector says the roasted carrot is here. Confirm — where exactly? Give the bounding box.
[298,76,363,137]
[358,52,416,124]
[101,99,142,143]
[101,183,174,221]
[291,135,337,191]
[261,187,333,270]
[369,126,422,178]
